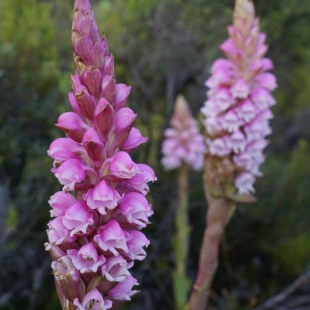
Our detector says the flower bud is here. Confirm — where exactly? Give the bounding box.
[108,108,137,150]
[95,98,114,139]
[89,42,105,72]
[101,75,116,105]
[74,85,96,119]
[82,128,104,161]
[56,112,89,143]
[83,66,102,101]
[115,84,131,110]
[52,255,85,302]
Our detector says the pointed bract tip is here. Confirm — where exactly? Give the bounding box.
[74,0,91,11]
[234,0,255,26]
[173,94,192,122]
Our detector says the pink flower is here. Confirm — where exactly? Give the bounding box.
[74,289,112,310]
[227,130,246,153]
[56,112,89,143]
[101,151,140,180]
[51,159,88,191]
[255,73,277,91]
[203,116,223,135]
[94,220,128,256]
[116,192,153,229]
[48,138,85,164]
[250,88,276,110]
[48,191,76,217]
[84,179,122,215]
[125,230,150,261]
[117,164,157,196]
[122,127,148,153]
[67,242,106,273]
[244,118,271,141]
[234,99,258,122]
[230,79,250,99]
[62,200,94,236]
[206,59,234,88]
[161,156,182,171]
[201,99,222,117]
[101,256,133,282]
[213,88,235,110]
[219,110,242,133]
[220,38,238,60]
[108,276,138,301]
[202,0,277,194]
[234,172,255,194]
[47,217,76,246]
[207,137,231,156]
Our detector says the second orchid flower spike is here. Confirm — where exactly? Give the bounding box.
[190,1,277,309]
[201,0,277,199]
[162,95,205,171]
[162,95,205,310]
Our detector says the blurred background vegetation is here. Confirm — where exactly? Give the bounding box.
[0,0,310,309]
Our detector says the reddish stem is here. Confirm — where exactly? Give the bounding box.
[189,175,235,310]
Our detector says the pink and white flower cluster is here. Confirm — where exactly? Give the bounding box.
[161,95,205,170]
[45,1,156,309]
[201,0,277,194]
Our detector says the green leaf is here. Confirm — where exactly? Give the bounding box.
[172,271,192,310]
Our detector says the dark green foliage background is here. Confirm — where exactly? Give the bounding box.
[0,0,310,309]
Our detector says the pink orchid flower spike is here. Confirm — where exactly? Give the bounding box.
[161,94,205,309]
[201,0,277,198]
[190,1,277,309]
[45,1,156,309]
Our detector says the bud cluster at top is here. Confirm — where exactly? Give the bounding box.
[161,95,205,171]
[201,0,277,194]
[45,1,156,309]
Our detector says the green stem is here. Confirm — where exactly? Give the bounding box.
[173,163,191,310]
[176,164,189,274]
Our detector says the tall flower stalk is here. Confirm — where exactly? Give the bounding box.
[189,0,277,309]
[45,1,156,309]
[161,95,205,310]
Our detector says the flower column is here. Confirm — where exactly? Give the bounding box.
[189,0,277,309]
[162,95,205,310]
[45,0,156,309]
